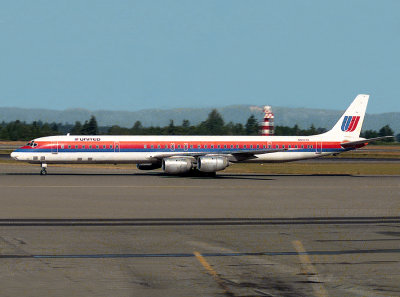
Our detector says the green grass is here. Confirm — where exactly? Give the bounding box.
[224,162,400,175]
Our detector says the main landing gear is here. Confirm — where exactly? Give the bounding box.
[40,163,47,175]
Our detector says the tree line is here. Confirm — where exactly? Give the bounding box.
[0,109,397,142]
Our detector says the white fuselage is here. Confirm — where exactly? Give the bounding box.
[11,134,349,165]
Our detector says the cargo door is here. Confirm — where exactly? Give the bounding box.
[51,141,58,154]
[114,142,120,152]
[316,141,322,154]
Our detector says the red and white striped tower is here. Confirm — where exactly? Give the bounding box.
[261,106,274,136]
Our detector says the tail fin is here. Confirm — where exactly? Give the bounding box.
[324,94,369,140]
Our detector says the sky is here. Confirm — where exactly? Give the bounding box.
[0,0,399,113]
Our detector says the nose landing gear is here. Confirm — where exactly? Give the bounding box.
[40,163,47,175]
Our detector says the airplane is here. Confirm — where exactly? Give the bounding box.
[10,94,393,175]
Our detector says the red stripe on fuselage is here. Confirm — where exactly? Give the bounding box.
[30,141,343,151]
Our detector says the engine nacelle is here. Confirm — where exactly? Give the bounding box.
[137,163,162,170]
[162,158,193,174]
[197,156,229,172]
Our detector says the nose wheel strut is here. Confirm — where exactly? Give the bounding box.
[40,163,47,175]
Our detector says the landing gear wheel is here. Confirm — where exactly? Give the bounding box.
[40,168,47,175]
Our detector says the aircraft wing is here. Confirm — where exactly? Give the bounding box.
[341,136,394,148]
[149,147,292,160]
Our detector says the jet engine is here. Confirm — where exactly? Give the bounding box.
[137,163,162,170]
[197,156,229,172]
[162,158,193,174]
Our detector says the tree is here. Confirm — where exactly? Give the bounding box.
[308,124,317,135]
[81,116,98,135]
[200,109,225,135]
[361,129,379,139]
[166,120,176,135]
[293,124,300,136]
[245,115,259,135]
[378,125,394,142]
[182,119,190,128]
[70,121,82,135]
[131,121,143,134]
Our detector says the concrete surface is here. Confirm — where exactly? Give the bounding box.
[0,164,399,297]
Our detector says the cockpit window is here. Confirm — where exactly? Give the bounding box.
[26,141,37,147]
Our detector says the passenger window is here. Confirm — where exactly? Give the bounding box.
[289,145,291,148]
[110,145,113,149]
[198,145,201,149]
[144,145,147,148]
[250,145,253,149]
[295,145,298,148]
[257,145,259,149]
[230,145,233,148]
[190,145,193,149]
[217,145,221,149]
[158,144,161,149]
[61,145,64,149]
[89,145,92,149]
[177,145,181,149]
[263,145,266,149]
[68,145,71,149]
[236,145,239,148]
[243,145,247,149]
[211,145,214,149]
[282,145,285,148]
[103,145,106,149]
[276,145,279,149]
[204,145,207,148]
[268,145,271,148]
[75,145,78,149]
[165,144,168,149]
[82,145,85,149]
[151,145,154,149]
[96,145,99,149]
[301,145,304,149]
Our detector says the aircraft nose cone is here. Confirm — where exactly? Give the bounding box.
[10,152,18,160]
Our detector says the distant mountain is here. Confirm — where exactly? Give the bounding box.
[0,106,399,134]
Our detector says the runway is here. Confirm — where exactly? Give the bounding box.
[0,164,399,296]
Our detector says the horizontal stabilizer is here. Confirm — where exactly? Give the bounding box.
[341,136,394,148]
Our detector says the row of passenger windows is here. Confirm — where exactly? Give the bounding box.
[61,144,114,149]
[143,144,314,149]
[59,144,315,150]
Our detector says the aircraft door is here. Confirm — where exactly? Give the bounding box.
[114,142,120,152]
[51,141,58,154]
[316,141,322,154]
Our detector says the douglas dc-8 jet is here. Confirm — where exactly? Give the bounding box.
[11,95,392,175]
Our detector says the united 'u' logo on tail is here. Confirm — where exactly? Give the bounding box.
[341,116,360,132]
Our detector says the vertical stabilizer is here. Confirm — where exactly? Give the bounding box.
[324,94,369,140]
